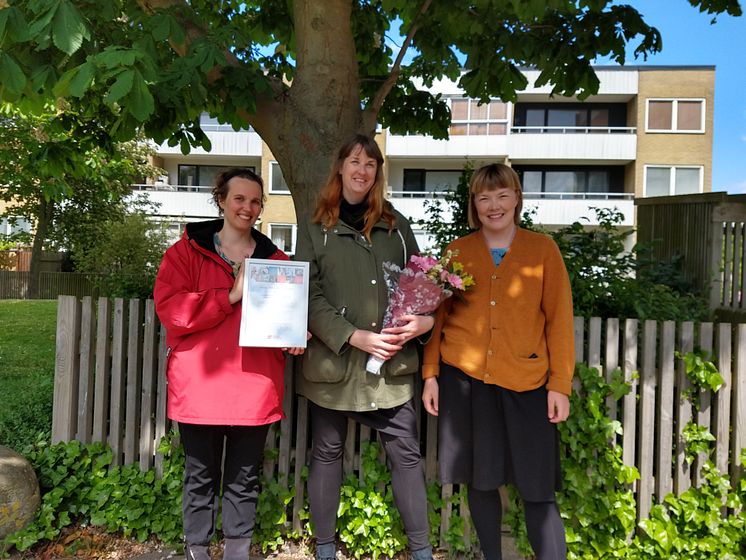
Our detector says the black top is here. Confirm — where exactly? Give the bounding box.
[339,199,368,232]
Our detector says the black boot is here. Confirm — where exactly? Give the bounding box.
[411,546,433,560]
[185,543,211,560]
[315,542,336,560]
[223,537,251,560]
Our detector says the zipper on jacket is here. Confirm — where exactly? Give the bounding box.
[397,229,407,264]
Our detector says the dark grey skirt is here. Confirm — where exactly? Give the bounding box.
[437,363,562,502]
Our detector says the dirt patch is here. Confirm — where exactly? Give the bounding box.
[4,526,176,560]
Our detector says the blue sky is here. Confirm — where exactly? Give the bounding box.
[605,1,746,194]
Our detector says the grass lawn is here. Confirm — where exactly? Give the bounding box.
[0,299,57,451]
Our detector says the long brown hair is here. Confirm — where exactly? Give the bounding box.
[312,134,395,238]
[467,163,523,229]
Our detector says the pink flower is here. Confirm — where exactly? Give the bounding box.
[448,274,463,289]
[410,254,438,272]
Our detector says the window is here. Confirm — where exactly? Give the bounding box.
[400,169,462,196]
[177,165,255,189]
[268,224,297,255]
[513,103,627,133]
[269,162,290,193]
[644,165,703,196]
[0,216,31,236]
[513,166,625,195]
[449,98,508,136]
[646,99,704,133]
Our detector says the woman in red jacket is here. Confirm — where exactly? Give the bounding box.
[154,168,304,560]
[422,164,574,560]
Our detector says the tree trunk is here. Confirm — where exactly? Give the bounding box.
[250,0,374,219]
[27,195,53,299]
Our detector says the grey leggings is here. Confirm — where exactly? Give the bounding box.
[307,402,430,551]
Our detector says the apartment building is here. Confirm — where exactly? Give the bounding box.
[136,65,715,253]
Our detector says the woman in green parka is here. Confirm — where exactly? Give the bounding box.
[295,134,434,560]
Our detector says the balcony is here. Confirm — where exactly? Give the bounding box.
[523,192,634,227]
[130,185,218,220]
[509,126,637,161]
[156,129,263,157]
[388,190,634,228]
[386,133,509,158]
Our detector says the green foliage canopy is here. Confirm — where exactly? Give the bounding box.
[0,0,741,212]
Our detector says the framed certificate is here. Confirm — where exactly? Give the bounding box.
[239,258,310,348]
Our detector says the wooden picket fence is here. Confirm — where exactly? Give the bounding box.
[52,296,746,545]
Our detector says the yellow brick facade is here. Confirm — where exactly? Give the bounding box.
[633,68,714,197]
[259,143,297,239]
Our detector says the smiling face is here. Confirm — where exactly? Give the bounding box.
[339,145,378,204]
[474,186,519,236]
[218,176,263,233]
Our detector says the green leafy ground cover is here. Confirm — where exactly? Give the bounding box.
[0,300,56,451]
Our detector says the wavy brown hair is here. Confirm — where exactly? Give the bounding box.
[467,163,523,229]
[312,134,395,239]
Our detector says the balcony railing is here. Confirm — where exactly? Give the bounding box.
[511,126,636,134]
[389,189,634,200]
[132,184,212,193]
[523,192,634,200]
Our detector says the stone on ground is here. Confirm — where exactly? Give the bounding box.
[0,445,41,539]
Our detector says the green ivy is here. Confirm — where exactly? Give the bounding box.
[2,432,184,553]
[335,442,407,559]
[681,422,717,465]
[504,363,746,560]
[255,476,301,552]
[632,454,746,559]
[676,349,724,407]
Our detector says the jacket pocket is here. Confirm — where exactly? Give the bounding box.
[385,343,419,377]
[301,338,348,383]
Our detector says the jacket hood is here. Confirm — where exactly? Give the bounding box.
[184,219,280,259]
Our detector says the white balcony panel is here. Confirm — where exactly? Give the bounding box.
[509,133,636,161]
[524,197,634,227]
[390,194,633,230]
[157,130,263,157]
[130,190,219,220]
[389,195,454,225]
[386,134,509,158]
[418,68,637,99]
[520,68,638,97]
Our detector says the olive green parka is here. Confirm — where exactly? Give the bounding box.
[295,209,421,412]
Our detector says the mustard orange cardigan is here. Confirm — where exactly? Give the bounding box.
[422,228,575,395]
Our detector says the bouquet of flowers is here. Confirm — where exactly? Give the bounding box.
[366,250,475,374]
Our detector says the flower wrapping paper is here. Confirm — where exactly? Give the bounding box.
[365,259,453,375]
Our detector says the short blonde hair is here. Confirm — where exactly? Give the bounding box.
[467,164,523,230]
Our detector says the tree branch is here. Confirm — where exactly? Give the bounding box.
[135,0,286,133]
[365,0,433,121]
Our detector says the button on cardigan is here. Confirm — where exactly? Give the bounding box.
[422,228,575,396]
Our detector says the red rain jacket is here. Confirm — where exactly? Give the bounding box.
[154,219,288,425]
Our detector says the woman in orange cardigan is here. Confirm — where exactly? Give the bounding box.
[422,164,574,560]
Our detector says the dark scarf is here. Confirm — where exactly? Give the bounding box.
[339,198,369,232]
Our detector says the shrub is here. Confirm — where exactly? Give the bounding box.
[73,213,169,299]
